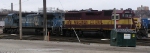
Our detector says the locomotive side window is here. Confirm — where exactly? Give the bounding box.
[125,14,128,17]
[7,15,12,22]
[122,14,132,18]
[129,14,132,18]
[122,10,133,18]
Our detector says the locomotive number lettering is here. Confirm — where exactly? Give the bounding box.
[90,20,102,25]
[90,20,94,24]
[66,20,71,24]
[65,20,102,25]
[74,20,88,25]
[95,20,102,25]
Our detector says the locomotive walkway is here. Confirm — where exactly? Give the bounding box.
[0,39,150,53]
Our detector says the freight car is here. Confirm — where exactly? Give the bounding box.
[62,8,148,39]
[3,12,65,35]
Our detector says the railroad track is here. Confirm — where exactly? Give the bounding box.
[1,34,150,46]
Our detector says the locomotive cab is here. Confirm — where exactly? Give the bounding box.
[4,13,19,28]
[122,10,133,18]
[51,13,65,36]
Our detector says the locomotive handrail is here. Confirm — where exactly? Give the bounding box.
[72,27,81,43]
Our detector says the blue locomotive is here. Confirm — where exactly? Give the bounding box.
[141,18,150,32]
[3,12,65,35]
[3,12,37,34]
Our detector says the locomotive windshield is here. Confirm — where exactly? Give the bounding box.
[122,14,132,18]
[122,10,133,18]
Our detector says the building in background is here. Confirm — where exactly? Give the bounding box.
[137,5,149,10]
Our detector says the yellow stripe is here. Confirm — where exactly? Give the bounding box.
[64,19,133,25]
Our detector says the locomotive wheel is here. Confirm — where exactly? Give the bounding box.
[8,29,10,34]
[136,31,143,39]
[78,31,83,37]
[71,30,77,37]
[12,29,16,34]
[11,29,14,34]
[136,29,148,39]
[66,30,71,37]
[13,29,16,34]
[35,29,41,35]
[10,29,14,34]
[98,31,105,39]
[4,29,7,33]
[16,29,19,34]
[3,29,6,33]
[71,32,76,37]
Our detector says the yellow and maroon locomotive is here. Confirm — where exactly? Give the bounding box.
[62,8,147,39]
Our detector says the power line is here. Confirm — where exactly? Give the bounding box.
[58,0,64,10]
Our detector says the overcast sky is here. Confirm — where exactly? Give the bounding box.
[0,0,149,11]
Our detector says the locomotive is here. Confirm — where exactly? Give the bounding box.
[2,8,148,39]
[61,8,148,39]
[3,11,65,35]
[141,18,150,32]
[3,12,37,34]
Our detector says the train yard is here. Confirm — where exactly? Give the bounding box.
[0,7,150,49]
[0,33,150,46]
[0,1,150,52]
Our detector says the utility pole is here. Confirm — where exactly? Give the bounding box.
[114,8,116,29]
[11,3,13,13]
[43,0,47,40]
[19,0,22,40]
